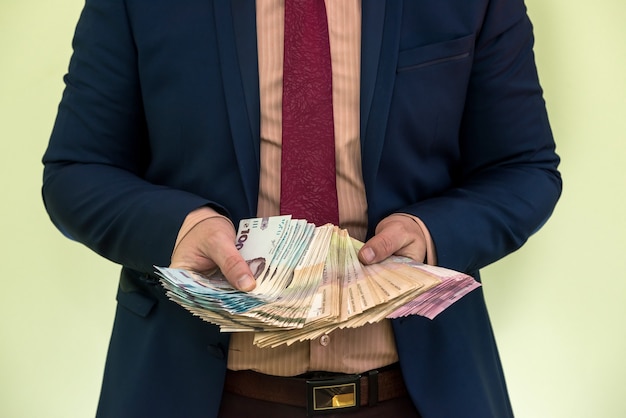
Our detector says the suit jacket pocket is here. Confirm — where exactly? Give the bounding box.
[397,34,475,72]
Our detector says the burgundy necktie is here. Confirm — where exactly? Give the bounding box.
[280,0,339,227]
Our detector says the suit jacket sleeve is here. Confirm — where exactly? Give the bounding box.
[42,0,238,273]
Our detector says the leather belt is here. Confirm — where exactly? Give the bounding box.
[224,363,408,414]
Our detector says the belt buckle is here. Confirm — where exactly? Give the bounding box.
[306,374,360,416]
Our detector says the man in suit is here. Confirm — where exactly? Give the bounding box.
[42,0,561,417]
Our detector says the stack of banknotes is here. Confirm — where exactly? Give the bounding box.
[156,215,480,347]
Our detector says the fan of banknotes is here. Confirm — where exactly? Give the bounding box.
[156,215,479,347]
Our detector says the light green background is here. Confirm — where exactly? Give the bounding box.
[1,1,624,417]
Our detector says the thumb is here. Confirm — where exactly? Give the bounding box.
[358,232,399,265]
[215,251,257,292]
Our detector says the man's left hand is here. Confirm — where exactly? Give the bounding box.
[358,214,428,265]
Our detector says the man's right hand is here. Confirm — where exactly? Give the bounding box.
[170,208,256,292]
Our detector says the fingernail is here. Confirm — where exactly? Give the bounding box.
[237,275,256,291]
[361,247,375,264]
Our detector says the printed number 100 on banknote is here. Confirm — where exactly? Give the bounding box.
[234,216,292,289]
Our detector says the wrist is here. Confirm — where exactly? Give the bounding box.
[174,207,234,255]
[394,213,437,265]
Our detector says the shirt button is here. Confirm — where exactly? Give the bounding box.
[319,334,330,347]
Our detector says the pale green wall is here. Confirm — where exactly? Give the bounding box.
[1,1,624,417]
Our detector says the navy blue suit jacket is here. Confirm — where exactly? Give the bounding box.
[43,0,561,417]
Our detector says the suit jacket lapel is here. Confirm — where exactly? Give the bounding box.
[360,0,403,211]
[214,0,260,217]
[230,0,261,144]
[360,0,386,149]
